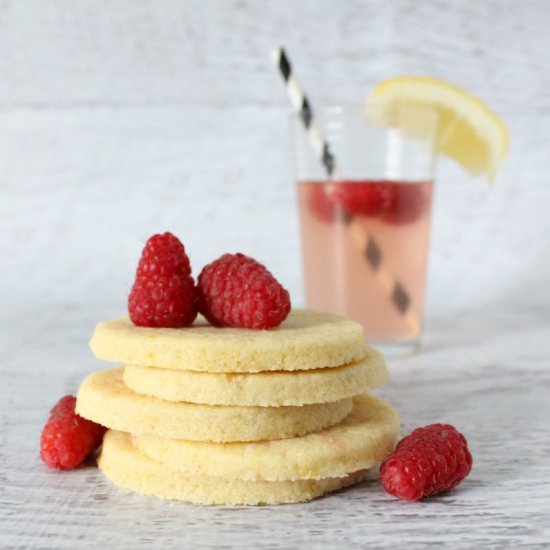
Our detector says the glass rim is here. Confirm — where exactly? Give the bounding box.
[289,101,440,114]
[290,102,440,142]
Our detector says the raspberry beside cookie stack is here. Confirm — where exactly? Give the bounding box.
[76,309,400,505]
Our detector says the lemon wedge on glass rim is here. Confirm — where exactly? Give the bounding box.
[365,76,509,182]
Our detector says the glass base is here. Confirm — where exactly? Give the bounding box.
[368,338,421,358]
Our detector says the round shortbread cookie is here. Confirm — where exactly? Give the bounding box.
[89,309,365,373]
[76,368,353,442]
[135,394,399,481]
[123,347,388,406]
[99,430,365,505]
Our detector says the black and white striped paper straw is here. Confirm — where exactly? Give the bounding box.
[271,47,420,333]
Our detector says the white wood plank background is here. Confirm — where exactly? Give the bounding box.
[1,1,550,548]
[1,0,549,315]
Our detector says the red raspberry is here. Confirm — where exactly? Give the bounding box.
[380,183,427,225]
[129,274,197,328]
[307,184,337,223]
[333,181,391,217]
[197,253,291,329]
[128,232,198,327]
[49,393,76,418]
[380,423,473,500]
[332,180,427,225]
[135,232,191,279]
[40,395,106,470]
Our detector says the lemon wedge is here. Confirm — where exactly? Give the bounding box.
[367,76,509,181]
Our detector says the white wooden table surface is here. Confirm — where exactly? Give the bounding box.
[2,305,549,549]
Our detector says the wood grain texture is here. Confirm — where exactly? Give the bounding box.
[1,0,549,315]
[1,1,550,547]
[1,106,549,319]
[1,0,549,109]
[2,319,550,549]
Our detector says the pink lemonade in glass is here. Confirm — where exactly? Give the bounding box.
[297,179,434,343]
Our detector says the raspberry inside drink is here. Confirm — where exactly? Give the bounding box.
[297,179,434,343]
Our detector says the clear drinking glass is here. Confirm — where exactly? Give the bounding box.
[292,104,438,355]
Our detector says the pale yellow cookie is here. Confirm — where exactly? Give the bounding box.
[135,394,399,481]
[99,430,365,505]
[89,309,365,373]
[123,347,388,406]
[76,368,353,442]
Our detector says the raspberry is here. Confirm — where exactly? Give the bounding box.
[49,393,76,418]
[307,184,337,223]
[40,395,106,470]
[380,423,472,500]
[129,273,197,328]
[197,253,291,329]
[380,184,427,225]
[332,180,426,225]
[128,232,198,327]
[136,232,191,279]
[333,181,391,217]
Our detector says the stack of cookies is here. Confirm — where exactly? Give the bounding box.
[76,309,399,505]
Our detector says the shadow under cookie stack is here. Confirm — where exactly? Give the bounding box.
[76,309,399,505]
